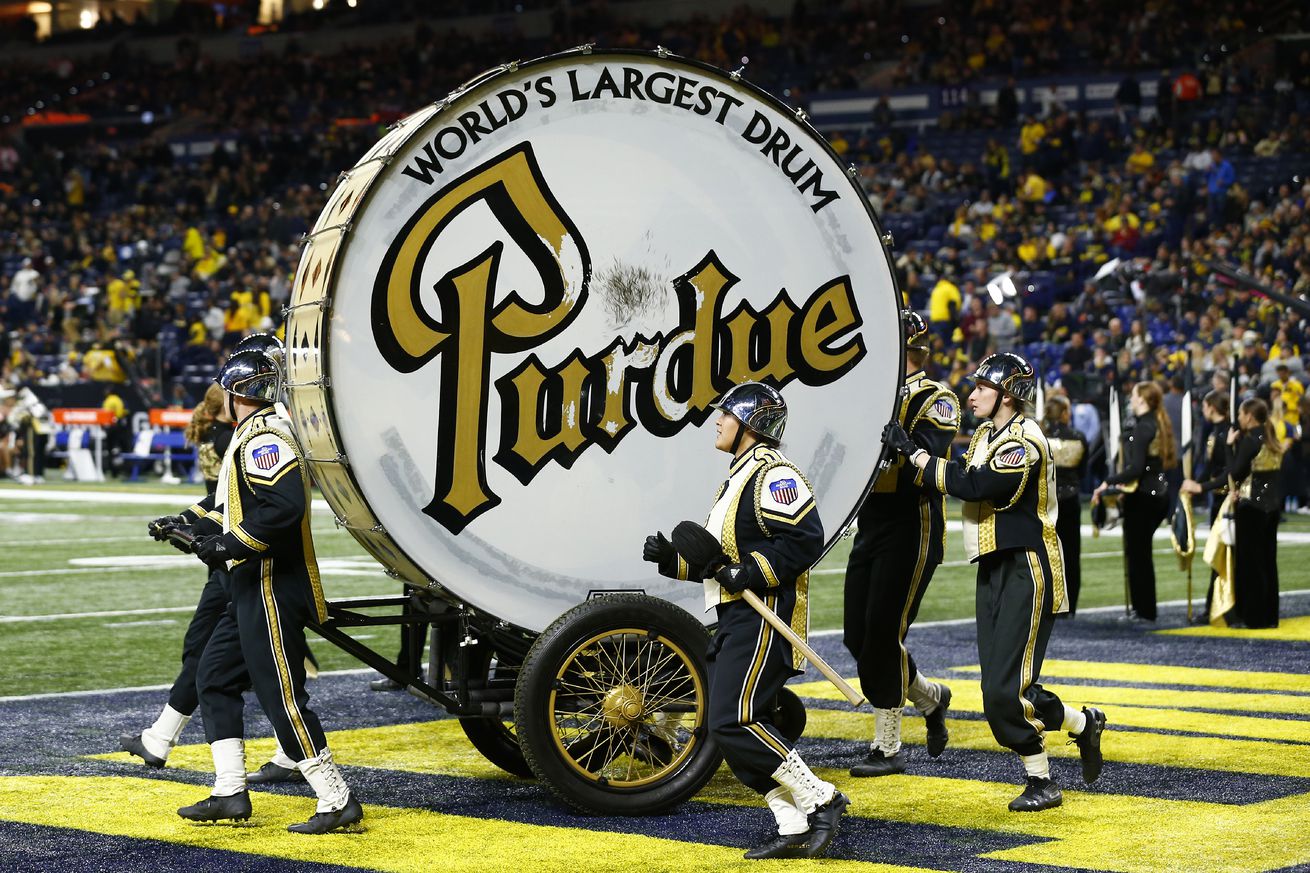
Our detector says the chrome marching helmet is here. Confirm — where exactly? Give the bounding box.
[970,352,1037,406]
[902,310,930,351]
[710,381,787,446]
[216,349,282,405]
[232,332,286,373]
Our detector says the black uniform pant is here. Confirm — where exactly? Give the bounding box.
[708,596,798,795]
[1055,496,1082,615]
[1234,504,1280,628]
[1121,492,1169,620]
[196,557,326,762]
[843,505,940,708]
[167,568,230,715]
[976,550,1065,757]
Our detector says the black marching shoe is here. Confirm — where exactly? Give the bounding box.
[743,831,811,860]
[801,791,850,858]
[287,794,364,834]
[247,761,306,784]
[1008,777,1062,812]
[178,791,252,823]
[119,733,166,769]
[924,684,952,758]
[849,748,907,777]
[1070,706,1107,783]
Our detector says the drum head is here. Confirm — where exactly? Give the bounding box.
[289,49,903,632]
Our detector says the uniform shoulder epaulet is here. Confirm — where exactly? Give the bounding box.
[239,425,302,485]
[911,383,961,431]
[753,457,816,533]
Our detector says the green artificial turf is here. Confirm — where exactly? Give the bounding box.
[2,481,1307,696]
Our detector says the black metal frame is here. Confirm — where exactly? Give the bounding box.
[307,589,531,718]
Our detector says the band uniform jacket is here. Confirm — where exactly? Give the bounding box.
[920,413,1068,613]
[1197,421,1233,496]
[863,370,961,562]
[1044,421,1087,502]
[1230,429,1281,513]
[1105,415,1168,497]
[179,406,326,621]
[656,443,824,668]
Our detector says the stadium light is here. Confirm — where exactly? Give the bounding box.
[986,272,1018,305]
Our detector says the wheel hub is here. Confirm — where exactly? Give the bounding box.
[602,683,645,728]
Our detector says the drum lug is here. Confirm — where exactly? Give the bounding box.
[310,452,349,466]
[730,68,744,82]
[506,60,519,72]
[882,232,895,247]
[655,45,671,59]
[795,107,809,122]
[571,43,594,55]
[287,375,332,388]
[847,164,859,178]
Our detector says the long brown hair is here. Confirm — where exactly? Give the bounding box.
[1133,381,1177,469]
[1240,398,1284,455]
[1043,395,1071,429]
[184,383,225,446]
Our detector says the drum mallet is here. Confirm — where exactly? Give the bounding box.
[670,520,866,708]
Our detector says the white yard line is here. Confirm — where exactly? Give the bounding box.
[0,593,398,623]
[809,588,1310,636]
[0,486,332,514]
[0,536,135,546]
[0,565,387,580]
[102,619,178,628]
[0,668,376,703]
[812,547,1178,575]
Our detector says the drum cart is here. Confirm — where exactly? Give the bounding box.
[284,47,900,817]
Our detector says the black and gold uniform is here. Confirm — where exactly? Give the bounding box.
[921,411,1072,755]
[886,352,1105,814]
[1045,420,1087,614]
[171,350,360,833]
[1104,413,1169,620]
[648,381,844,859]
[190,402,328,762]
[843,358,959,774]
[1196,416,1233,617]
[1230,427,1281,628]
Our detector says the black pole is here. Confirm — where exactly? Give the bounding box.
[1203,259,1310,321]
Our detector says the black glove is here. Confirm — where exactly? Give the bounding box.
[166,524,196,555]
[193,534,231,568]
[714,563,764,595]
[148,515,185,541]
[881,421,919,459]
[643,531,676,565]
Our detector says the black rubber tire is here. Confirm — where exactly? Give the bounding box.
[455,644,534,779]
[773,687,807,743]
[514,594,722,815]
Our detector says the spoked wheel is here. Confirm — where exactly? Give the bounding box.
[514,594,722,814]
[456,644,533,779]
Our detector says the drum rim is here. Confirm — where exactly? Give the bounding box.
[303,45,906,621]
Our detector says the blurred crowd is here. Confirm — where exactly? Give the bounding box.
[0,0,1307,500]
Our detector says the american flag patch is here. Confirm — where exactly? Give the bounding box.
[933,397,955,417]
[252,444,280,471]
[770,478,799,505]
[996,445,1026,467]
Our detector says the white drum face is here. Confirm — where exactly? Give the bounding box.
[305,52,902,632]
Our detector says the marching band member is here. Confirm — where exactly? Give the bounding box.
[1093,381,1175,621]
[843,311,960,777]
[1226,398,1284,628]
[1042,395,1088,615]
[1181,390,1234,621]
[645,382,847,859]
[885,353,1106,812]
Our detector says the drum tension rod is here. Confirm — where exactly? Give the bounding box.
[282,298,330,315]
[299,221,353,243]
[286,375,331,388]
[306,452,348,465]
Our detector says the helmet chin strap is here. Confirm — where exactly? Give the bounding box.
[731,421,747,455]
[227,393,238,422]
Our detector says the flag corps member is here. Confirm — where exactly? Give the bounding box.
[157,350,363,833]
[883,353,1107,812]
[843,310,960,776]
[644,382,848,859]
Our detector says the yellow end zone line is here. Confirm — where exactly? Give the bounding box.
[1156,615,1310,642]
[948,659,1310,694]
[0,775,932,873]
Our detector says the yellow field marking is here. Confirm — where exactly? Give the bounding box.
[90,720,517,781]
[710,770,1310,873]
[1156,615,1310,642]
[970,659,1310,693]
[0,775,931,873]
